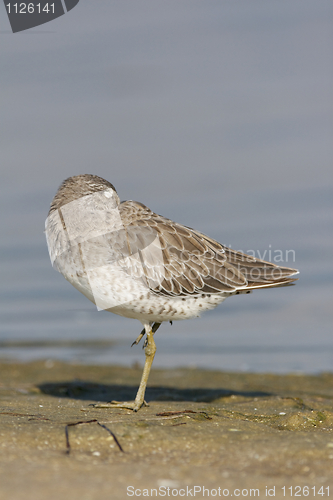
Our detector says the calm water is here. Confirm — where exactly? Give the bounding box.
[0,1,332,373]
[0,184,332,373]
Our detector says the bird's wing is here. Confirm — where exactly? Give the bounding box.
[119,201,298,297]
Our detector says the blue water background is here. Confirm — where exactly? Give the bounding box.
[0,0,332,373]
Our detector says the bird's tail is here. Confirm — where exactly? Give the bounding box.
[222,245,299,290]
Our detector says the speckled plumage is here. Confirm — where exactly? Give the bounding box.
[46,174,298,323]
[45,174,299,410]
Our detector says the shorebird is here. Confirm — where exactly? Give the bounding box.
[45,174,298,411]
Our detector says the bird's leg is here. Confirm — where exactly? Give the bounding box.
[142,322,161,348]
[131,322,161,347]
[131,328,145,347]
[92,324,157,412]
[130,326,157,410]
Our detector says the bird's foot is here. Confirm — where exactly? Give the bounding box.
[131,332,145,347]
[90,400,149,412]
[131,322,162,348]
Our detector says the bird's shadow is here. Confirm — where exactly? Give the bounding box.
[38,380,272,404]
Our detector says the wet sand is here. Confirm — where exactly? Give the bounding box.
[0,361,332,499]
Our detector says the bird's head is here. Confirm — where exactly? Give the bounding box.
[48,174,119,214]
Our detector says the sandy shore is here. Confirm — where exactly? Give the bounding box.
[0,361,332,499]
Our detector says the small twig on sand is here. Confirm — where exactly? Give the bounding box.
[96,422,124,452]
[65,419,124,455]
[156,410,212,420]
